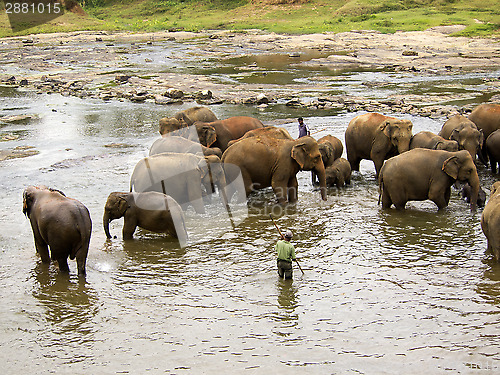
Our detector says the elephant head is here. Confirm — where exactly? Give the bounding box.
[442,150,480,211]
[318,142,334,167]
[450,122,484,162]
[194,122,217,147]
[435,139,459,152]
[291,136,327,200]
[198,155,229,206]
[381,118,413,154]
[159,117,188,136]
[103,192,130,239]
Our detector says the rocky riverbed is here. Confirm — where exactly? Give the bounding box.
[1,27,499,119]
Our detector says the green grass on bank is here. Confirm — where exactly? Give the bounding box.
[0,0,499,38]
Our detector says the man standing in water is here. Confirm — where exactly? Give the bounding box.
[297,117,310,138]
[276,230,296,279]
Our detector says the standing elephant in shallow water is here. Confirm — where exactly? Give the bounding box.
[325,158,351,188]
[485,129,500,174]
[410,131,459,152]
[104,191,187,246]
[468,103,500,164]
[379,149,480,211]
[312,135,343,184]
[130,153,227,214]
[194,116,264,152]
[222,135,327,204]
[481,181,500,262]
[159,106,217,135]
[149,136,222,158]
[23,186,92,276]
[439,115,483,162]
[345,113,413,177]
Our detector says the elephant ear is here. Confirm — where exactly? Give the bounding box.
[319,143,333,165]
[380,120,392,138]
[22,190,33,217]
[200,125,217,147]
[450,129,460,142]
[442,156,460,179]
[291,142,307,169]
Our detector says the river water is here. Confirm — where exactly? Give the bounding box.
[1,39,499,374]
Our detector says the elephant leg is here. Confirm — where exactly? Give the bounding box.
[429,185,449,210]
[122,217,137,240]
[35,239,50,263]
[347,152,360,172]
[57,257,70,273]
[372,158,384,178]
[287,177,299,203]
[76,253,87,276]
[272,178,289,204]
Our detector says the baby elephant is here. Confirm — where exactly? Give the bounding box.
[103,192,188,247]
[410,131,459,152]
[481,181,500,262]
[460,182,487,208]
[379,149,480,211]
[325,158,351,188]
[23,185,92,276]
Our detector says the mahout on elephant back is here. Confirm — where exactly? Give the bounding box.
[103,191,188,247]
[23,185,92,276]
[345,112,413,177]
[378,149,480,211]
[481,181,500,262]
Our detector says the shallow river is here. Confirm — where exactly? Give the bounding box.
[1,44,499,374]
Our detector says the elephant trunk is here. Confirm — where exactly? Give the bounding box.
[467,172,480,212]
[103,212,112,239]
[314,163,328,201]
[397,138,411,154]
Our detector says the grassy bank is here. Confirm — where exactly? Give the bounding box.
[0,0,499,37]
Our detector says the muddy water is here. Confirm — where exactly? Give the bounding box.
[1,64,500,373]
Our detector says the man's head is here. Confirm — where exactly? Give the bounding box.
[298,117,303,124]
[285,230,293,240]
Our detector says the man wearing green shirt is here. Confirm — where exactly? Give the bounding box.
[275,230,296,279]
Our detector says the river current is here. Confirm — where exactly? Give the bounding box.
[0,39,499,374]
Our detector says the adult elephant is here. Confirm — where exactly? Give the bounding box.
[438,115,483,162]
[485,129,500,173]
[313,135,343,184]
[345,113,413,177]
[226,126,293,148]
[468,103,500,164]
[481,181,500,262]
[159,106,217,135]
[222,135,327,204]
[194,116,264,152]
[149,136,222,158]
[103,191,187,246]
[23,186,92,276]
[130,153,227,214]
[378,149,480,211]
[410,131,459,152]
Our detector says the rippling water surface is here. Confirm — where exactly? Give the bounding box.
[1,55,499,374]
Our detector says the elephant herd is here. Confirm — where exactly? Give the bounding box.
[23,103,500,275]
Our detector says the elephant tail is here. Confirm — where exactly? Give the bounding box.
[71,206,92,260]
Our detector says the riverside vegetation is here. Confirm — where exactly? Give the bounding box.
[0,0,498,37]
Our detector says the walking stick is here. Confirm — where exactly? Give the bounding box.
[269,214,305,275]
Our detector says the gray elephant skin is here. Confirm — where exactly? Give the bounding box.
[222,135,327,204]
[481,181,500,262]
[130,153,227,214]
[159,106,217,135]
[485,129,500,174]
[379,149,480,211]
[439,115,483,162]
[410,131,459,152]
[149,136,222,158]
[23,185,92,276]
[468,103,500,165]
[345,113,413,177]
[325,158,351,188]
[103,191,187,245]
[194,116,264,152]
